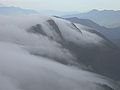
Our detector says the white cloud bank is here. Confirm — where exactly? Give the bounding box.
[0,14,119,90]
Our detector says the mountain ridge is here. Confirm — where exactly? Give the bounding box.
[63,9,120,28]
[65,17,120,48]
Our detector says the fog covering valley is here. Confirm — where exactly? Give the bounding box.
[0,14,120,90]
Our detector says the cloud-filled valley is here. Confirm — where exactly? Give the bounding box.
[0,14,120,90]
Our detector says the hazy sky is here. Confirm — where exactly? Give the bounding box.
[0,0,120,11]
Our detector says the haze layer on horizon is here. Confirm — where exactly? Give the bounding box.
[0,0,120,12]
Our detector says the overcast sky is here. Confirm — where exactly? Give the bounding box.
[0,0,120,11]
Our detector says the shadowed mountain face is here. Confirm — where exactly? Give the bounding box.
[27,17,120,80]
[65,17,120,48]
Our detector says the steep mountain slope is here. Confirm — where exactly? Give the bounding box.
[66,17,120,47]
[0,15,120,90]
[63,9,120,28]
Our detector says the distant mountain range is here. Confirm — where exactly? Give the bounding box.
[0,6,38,14]
[0,5,78,16]
[63,9,120,28]
[1,5,120,28]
